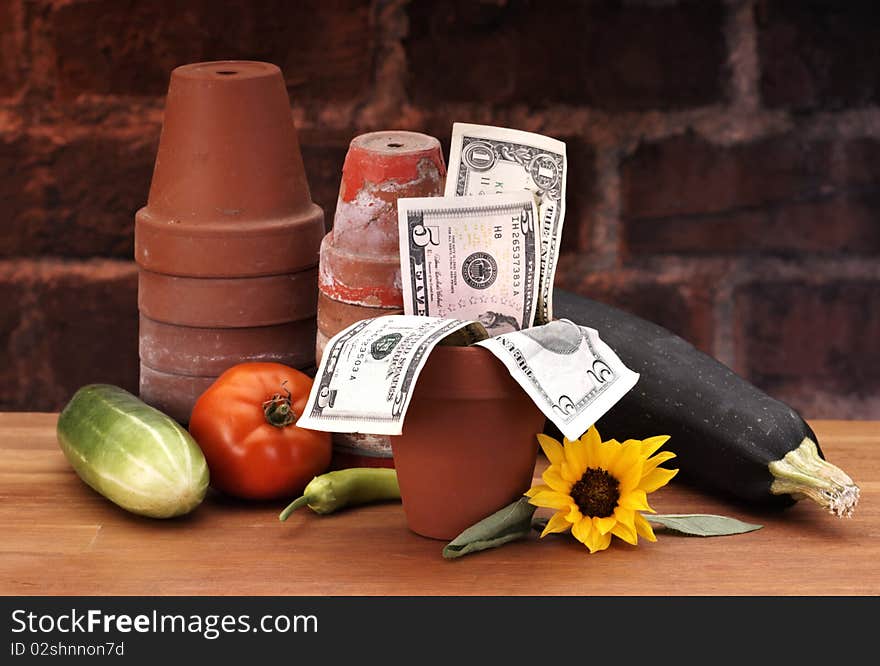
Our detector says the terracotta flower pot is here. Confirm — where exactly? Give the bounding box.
[135,60,324,278]
[316,130,445,337]
[316,130,445,467]
[139,316,316,377]
[315,292,402,365]
[138,268,318,328]
[319,130,446,304]
[134,60,324,423]
[389,345,545,540]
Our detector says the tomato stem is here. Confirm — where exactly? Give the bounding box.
[263,382,296,427]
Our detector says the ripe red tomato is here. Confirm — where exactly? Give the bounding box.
[188,363,331,500]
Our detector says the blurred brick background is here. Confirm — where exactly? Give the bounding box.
[1,0,878,418]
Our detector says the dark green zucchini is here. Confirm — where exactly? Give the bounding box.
[549,289,859,516]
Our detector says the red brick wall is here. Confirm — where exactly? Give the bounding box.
[1,0,878,419]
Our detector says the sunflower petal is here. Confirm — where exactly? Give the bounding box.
[642,451,677,475]
[640,435,671,458]
[570,516,593,546]
[611,520,638,545]
[565,503,582,523]
[614,505,634,526]
[639,467,679,494]
[593,515,617,535]
[527,489,572,510]
[634,512,657,542]
[585,527,613,553]
[619,489,652,512]
[524,483,549,498]
[560,461,579,483]
[615,441,646,479]
[580,425,602,450]
[616,459,645,492]
[585,435,620,470]
[563,436,588,475]
[536,433,565,466]
[540,511,572,538]
[541,468,572,493]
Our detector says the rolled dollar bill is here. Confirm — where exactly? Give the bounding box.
[296,315,488,436]
[397,191,540,335]
[476,319,639,441]
[446,123,567,325]
[298,315,637,443]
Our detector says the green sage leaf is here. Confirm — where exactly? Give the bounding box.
[442,497,536,559]
[647,513,763,537]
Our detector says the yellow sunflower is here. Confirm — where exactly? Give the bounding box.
[526,426,678,553]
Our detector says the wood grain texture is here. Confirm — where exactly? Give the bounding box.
[0,412,877,596]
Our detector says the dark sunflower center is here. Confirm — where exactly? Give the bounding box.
[570,467,620,518]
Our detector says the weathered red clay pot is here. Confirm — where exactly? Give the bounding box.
[315,292,402,365]
[330,433,397,470]
[139,316,316,376]
[138,268,318,328]
[138,366,217,425]
[328,130,445,273]
[389,345,545,540]
[316,131,444,349]
[316,130,445,466]
[135,60,323,423]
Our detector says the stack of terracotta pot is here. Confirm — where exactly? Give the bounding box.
[316,130,446,468]
[135,61,324,424]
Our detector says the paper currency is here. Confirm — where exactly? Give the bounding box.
[298,314,637,442]
[296,315,488,436]
[446,122,567,325]
[397,192,540,335]
[476,319,639,441]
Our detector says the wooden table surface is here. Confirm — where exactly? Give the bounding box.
[1,413,877,596]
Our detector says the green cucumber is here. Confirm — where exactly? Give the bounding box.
[551,289,859,517]
[57,384,209,518]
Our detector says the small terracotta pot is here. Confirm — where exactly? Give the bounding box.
[317,130,445,311]
[138,268,318,328]
[138,365,218,425]
[139,316,316,376]
[317,233,402,308]
[390,345,545,540]
[315,130,445,466]
[315,291,402,365]
[330,433,396,470]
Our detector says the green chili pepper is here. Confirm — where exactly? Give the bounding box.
[278,468,401,520]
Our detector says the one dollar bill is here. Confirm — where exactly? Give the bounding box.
[446,123,567,325]
[397,192,540,334]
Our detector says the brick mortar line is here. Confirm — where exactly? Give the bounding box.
[559,254,880,283]
[724,0,760,114]
[354,0,408,129]
[712,280,737,368]
[9,99,878,144]
[3,103,880,150]
[588,147,623,269]
[0,258,137,280]
[3,0,880,149]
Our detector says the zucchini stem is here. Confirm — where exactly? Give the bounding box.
[769,438,860,517]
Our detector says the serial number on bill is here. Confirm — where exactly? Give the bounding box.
[11,641,125,657]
